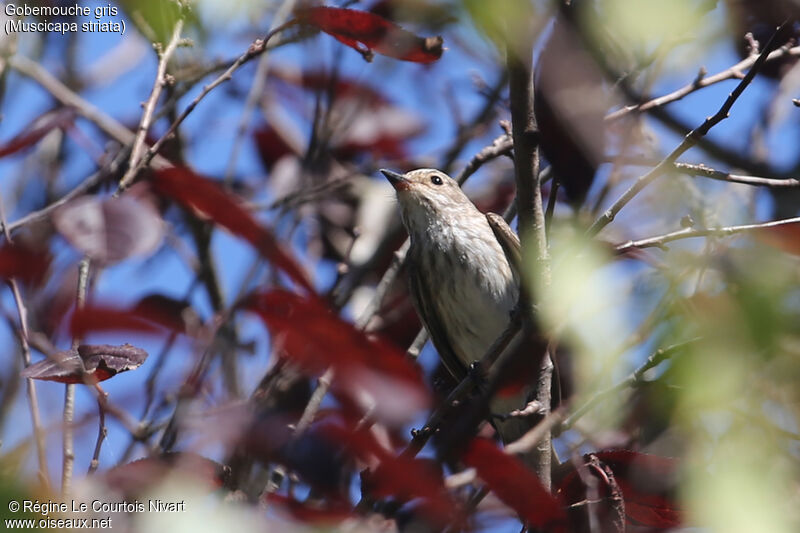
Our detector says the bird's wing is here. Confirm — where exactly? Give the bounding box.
[407,259,468,381]
[486,212,521,282]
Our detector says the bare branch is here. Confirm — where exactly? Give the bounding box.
[223,0,297,186]
[118,19,184,190]
[2,148,127,236]
[614,216,800,254]
[559,339,700,433]
[588,22,793,238]
[507,7,551,485]
[606,45,800,121]
[118,22,297,193]
[63,256,90,494]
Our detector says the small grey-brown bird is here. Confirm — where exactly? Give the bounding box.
[381,168,533,449]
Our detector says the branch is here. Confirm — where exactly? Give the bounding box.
[672,162,800,188]
[2,148,127,236]
[87,393,107,475]
[614,216,800,254]
[7,279,49,487]
[403,310,524,458]
[506,8,552,486]
[606,44,800,121]
[559,339,700,433]
[587,21,793,238]
[118,19,184,190]
[610,156,800,188]
[223,0,297,186]
[63,256,90,495]
[118,22,296,192]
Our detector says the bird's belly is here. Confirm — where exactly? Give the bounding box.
[436,268,516,364]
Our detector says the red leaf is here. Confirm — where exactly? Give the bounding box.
[534,14,606,205]
[20,343,148,384]
[0,108,75,158]
[754,222,800,255]
[557,451,682,530]
[331,105,423,161]
[296,6,443,63]
[53,195,164,264]
[69,305,172,338]
[132,293,200,335]
[246,290,429,424]
[462,438,568,531]
[151,167,313,293]
[595,451,682,529]
[320,418,457,525]
[253,125,297,171]
[281,69,390,105]
[0,243,50,285]
[265,494,353,524]
[105,453,228,497]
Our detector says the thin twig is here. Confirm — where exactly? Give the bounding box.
[614,215,800,254]
[0,194,50,485]
[118,19,184,190]
[119,22,297,193]
[587,22,793,238]
[87,393,107,475]
[9,56,171,170]
[606,45,800,121]
[559,339,700,433]
[406,328,429,360]
[223,0,296,186]
[402,310,524,459]
[62,257,90,494]
[610,156,800,188]
[444,407,567,492]
[505,406,568,456]
[0,196,50,488]
[3,148,127,235]
[7,281,49,487]
[672,162,800,188]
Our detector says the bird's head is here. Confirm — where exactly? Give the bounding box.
[380,168,475,232]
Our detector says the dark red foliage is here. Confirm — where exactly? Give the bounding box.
[534,13,606,205]
[151,167,313,293]
[273,68,389,106]
[462,438,568,531]
[0,108,75,158]
[726,0,800,79]
[595,451,682,529]
[754,222,800,255]
[246,290,429,423]
[557,451,682,531]
[320,417,457,525]
[0,243,51,285]
[20,343,148,384]
[105,453,229,497]
[333,130,416,162]
[69,305,172,338]
[265,494,354,524]
[132,293,200,334]
[253,125,297,171]
[295,6,443,63]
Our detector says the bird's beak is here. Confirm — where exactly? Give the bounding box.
[380,169,410,191]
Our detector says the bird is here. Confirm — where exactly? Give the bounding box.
[380,168,535,452]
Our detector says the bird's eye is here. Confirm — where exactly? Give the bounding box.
[431,174,444,186]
